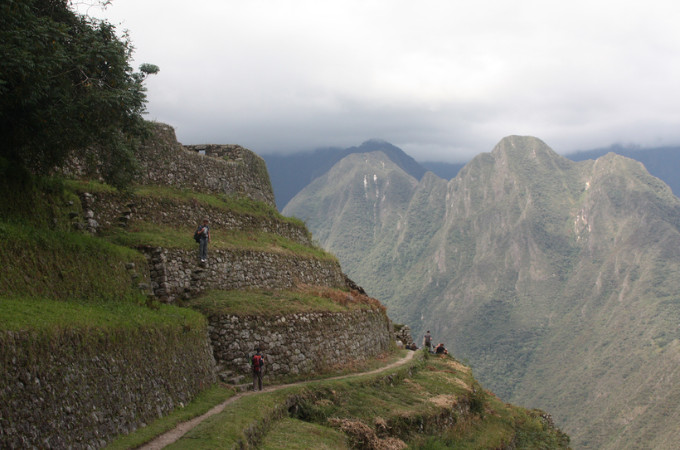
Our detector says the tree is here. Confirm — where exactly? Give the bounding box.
[0,0,158,189]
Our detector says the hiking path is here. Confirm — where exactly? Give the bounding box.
[139,350,416,449]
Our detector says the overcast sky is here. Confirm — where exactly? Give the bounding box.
[85,0,680,162]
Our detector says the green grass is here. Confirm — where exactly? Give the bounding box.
[168,389,295,449]
[1,175,80,229]
[0,222,148,302]
[260,418,348,449]
[107,351,407,448]
[63,179,118,194]
[157,352,568,449]
[188,288,376,317]
[0,296,206,334]
[62,180,332,260]
[64,180,305,227]
[135,185,296,222]
[100,222,336,261]
[105,384,236,450]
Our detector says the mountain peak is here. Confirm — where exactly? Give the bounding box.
[362,138,389,145]
[493,135,553,155]
[354,139,399,152]
[487,135,565,173]
[347,140,427,181]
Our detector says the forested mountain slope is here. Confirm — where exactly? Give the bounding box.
[263,139,426,209]
[566,145,680,196]
[283,135,680,449]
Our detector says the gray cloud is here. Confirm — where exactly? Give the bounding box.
[89,0,680,161]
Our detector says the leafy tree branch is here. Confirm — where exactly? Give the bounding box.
[0,0,158,189]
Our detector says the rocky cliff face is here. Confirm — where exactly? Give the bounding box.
[283,135,680,449]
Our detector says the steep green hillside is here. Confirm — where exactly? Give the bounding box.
[113,351,569,449]
[284,135,680,448]
[567,145,680,197]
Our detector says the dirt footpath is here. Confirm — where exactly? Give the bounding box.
[139,351,416,449]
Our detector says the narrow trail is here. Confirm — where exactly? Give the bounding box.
[139,351,416,449]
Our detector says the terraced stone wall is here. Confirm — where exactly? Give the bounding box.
[77,190,311,246]
[64,122,276,207]
[0,327,216,449]
[143,247,347,303]
[135,124,275,206]
[206,309,393,381]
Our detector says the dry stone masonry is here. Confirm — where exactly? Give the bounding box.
[63,122,276,207]
[208,309,392,381]
[0,327,216,449]
[135,124,276,207]
[144,247,347,302]
[78,190,312,246]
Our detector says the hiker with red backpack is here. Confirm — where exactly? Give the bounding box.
[251,347,265,391]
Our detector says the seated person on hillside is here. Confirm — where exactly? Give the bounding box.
[407,342,418,351]
[435,343,448,355]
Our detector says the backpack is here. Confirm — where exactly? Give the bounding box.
[252,354,263,373]
[193,226,202,243]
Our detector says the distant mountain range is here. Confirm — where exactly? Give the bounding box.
[566,145,680,197]
[263,143,678,210]
[263,140,426,210]
[279,136,680,449]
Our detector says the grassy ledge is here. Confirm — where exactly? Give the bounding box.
[0,222,147,302]
[100,222,336,261]
[105,384,236,450]
[188,287,385,317]
[161,352,569,449]
[0,296,206,335]
[64,180,305,227]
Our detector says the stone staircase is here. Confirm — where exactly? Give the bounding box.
[217,366,251,392]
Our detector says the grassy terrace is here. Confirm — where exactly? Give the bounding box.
[190,287,385,317]
[1,177,569,448]
[0,296,204,333]
[0,219,208,348]
[108,351,569,449]
[0,221,147,301]
[101,222,336,261]
[0,176,339,343]
[61,180,336,261]
[64,180,305,227]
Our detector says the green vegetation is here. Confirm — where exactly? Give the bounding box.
[0,176,79,228]
[0,0,157,189]
[159,352,568,449]
[0,221,147,302]
[56,180,331,259]
[101,222,334,260]
[190,288,380,317]
[106,384,236,450]
[63,180,305,227]
[132,184,304,227]
[0,296,204,332]
[260,418,348,449]
[1,164,397,448]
